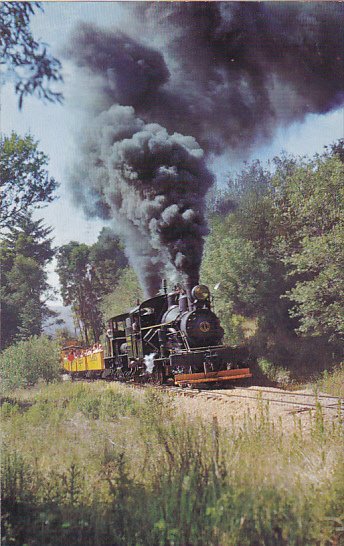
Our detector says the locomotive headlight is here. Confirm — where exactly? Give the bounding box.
[192,284,210,301]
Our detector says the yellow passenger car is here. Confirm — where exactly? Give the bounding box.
[61,345,105,378]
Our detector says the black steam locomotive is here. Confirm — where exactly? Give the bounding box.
[103,283,252,387]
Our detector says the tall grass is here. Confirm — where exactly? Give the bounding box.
[1,382,343,545]
[313,364,344,397]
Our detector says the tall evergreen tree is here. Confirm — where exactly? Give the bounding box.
[56,230,127,344]
[0,214,55,348]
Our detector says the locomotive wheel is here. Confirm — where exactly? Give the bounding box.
[154,370,164,385]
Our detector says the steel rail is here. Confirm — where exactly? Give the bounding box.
[78,379,342,413]
[123,382,343,412]
[233,386,342,402]
[195,390,343,412]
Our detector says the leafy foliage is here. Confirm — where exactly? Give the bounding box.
[203,161,291,345]
[0,335,60,392]
[202,143,343,369]
[272,154,344,340]
[89,227,128,293]
[56,242,102,344]
[56,230,127,343]
[100,267,143,320]
[0,2,63,109]
[0,133,58,230]
[0,214,55,348]
[201,216,267,343]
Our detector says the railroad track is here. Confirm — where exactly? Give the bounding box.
[123,382,343,415]
[78,376,342,415]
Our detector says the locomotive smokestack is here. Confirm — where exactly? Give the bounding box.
[185,278,196,311]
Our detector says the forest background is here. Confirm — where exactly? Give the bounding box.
[1,2,343,383]
[1,5,343,545]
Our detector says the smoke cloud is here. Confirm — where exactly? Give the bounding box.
[66,3,344,296]
[69,105,213,295]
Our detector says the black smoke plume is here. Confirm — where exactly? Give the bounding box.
[69,105,213,295]
[66,3,344,296]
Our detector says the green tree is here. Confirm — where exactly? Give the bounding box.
[225,161,277,254]
[0,2,63,109]
[203,143,343,371]
[204,160,293,342]
[0,133,58,347]
[89,228,128,293]
[101,267,143,320]
[56,242,98,345]
[0,133,58,230]
[272,152,344,341]
[0,214,55,348]
[201,215,269,343]
[56,232,127,344]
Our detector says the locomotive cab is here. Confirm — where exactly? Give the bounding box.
[105,313,129,372]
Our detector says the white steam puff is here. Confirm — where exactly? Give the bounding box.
[144,353,156,374]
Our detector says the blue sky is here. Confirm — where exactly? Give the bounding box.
[3,2,344,302]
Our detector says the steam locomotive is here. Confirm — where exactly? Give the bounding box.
[63,283,252,387]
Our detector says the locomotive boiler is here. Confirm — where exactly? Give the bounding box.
[102,283,252,387]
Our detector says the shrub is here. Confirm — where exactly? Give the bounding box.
[257,357,291,386]
[0,335,61,393]
[99,388,139,420]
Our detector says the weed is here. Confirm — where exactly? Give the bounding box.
[1,381,343,545]
[314,364,344,397]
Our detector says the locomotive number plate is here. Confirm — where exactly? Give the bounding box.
[199,321,211,332]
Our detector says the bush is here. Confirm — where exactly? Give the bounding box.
[257,357,291,387]
[0,335,61,393]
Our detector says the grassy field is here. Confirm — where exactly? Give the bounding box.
[1,379,343,546]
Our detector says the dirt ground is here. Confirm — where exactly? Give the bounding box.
[167,385,343,433]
